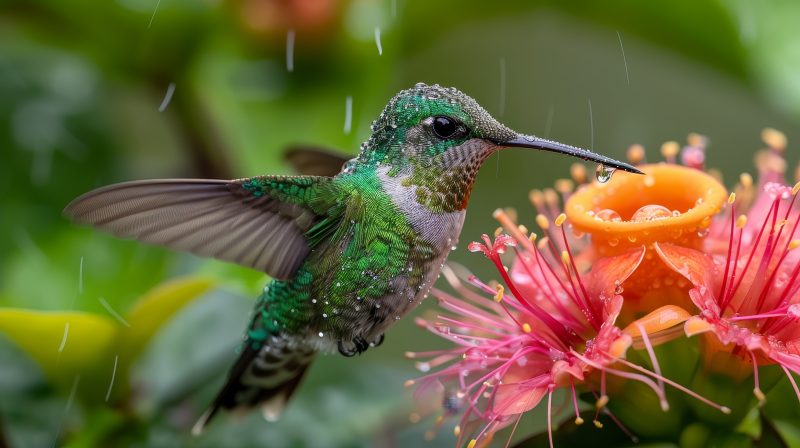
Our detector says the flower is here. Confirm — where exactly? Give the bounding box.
[408,131,800,446]
[408,213,727,446]
[650,130,800,406]
[564,129,800,413]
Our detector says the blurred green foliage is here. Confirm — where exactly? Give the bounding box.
[2,0,800,446]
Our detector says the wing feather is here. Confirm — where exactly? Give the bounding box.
[64,178,328,280]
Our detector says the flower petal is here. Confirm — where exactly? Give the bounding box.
[654,242,716,289]
[685,316,714,337]
[586,246,646,299]
[492,384,547,416]
[623,305,692,338]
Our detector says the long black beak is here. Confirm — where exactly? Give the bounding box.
[495,135,643,175]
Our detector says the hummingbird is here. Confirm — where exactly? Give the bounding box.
[64,83,641,433]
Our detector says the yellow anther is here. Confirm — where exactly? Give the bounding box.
[529,189,544,207]
[453,425,461,437]
[555,178,574,194]
[593,420,604,429]
[544,188,558,207]
[762,127,787,151]
[775,219,788,232]
[754,387,767,405]
[467,439,477,448]
[555,213,567,227]
[736,215,748,229]
[536,214,550,230]
[790,240,800,250]
[561,250,570,265]
[626,144,645,164]
[575,416,585,425]
[740,173,753,188]
[687,132,707,148]
[596,395,609,409]
[518,224,529,235]
[660,141,680,159]
[529,232,538,243]
[793,181,800,196]
[728,192,736,204]
[570,163,588,184]
[494,226,503,237]
[404,351,416,359]
[522,323,532,333]
[537,236,550,250]
[404,380,415,387]
[494,284,505,302]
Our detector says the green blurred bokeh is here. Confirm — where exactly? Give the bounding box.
[2,1,800,447]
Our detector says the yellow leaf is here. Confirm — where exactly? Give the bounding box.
[120,277,215,361]
[0,309,117,388]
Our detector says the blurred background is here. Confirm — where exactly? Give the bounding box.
[2,0,800,447]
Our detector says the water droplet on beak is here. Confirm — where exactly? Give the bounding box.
[595,164,616,183]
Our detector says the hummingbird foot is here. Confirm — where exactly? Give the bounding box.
[338,336,374,357]
[370,333,385,348]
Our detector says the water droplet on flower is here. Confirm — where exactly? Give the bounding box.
[318,332,324,337]
[595,164,616,183]
[595,209,622,222]
[631,204,672,222]
[607,237,619,247]
[697,228,710,237]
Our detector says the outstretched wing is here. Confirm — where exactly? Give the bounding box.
[284,145,353,177]
[64,176,332,280]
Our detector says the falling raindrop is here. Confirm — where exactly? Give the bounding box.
[374,27,383,55]
[595,164,616,183]
[343,95,352,134]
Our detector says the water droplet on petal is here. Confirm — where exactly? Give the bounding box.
[631,204,672,222]
[595,209,622,222]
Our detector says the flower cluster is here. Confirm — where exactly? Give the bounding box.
[409,129,800,447]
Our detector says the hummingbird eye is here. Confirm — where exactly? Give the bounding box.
[431,116,462,139]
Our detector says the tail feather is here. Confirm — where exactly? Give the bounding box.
[193,336,315,435]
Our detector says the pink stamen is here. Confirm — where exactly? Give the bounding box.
[547,386,554,448]
[615,358,731,414]
[718,204,736,300]
[600,406,639,443]
[781,365,800,404]
[725,199,779,312]
[559,225,597,329]
[751,351,766,404]
[637,323,668,410]
[514,247,586,331]
[570,377,581,423]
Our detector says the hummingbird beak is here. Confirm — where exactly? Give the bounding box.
[494,135,644,175]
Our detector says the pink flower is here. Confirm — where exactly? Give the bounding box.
[655,129,800,405]
[408,223,726,447]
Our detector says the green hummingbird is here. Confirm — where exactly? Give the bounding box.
[64,83,640,433]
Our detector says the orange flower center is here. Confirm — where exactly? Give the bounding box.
[564,164,728,324]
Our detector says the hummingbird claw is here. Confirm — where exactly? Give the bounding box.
[338,336,375,357]
[371,333,385,347]
[338,340,358,357]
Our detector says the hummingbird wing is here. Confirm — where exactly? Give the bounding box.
[283,145,353,177]
[64,176,332,280]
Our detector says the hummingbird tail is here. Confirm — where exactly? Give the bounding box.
[192,336,316,435]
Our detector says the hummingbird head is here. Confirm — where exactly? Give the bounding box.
[354,83,640,212]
